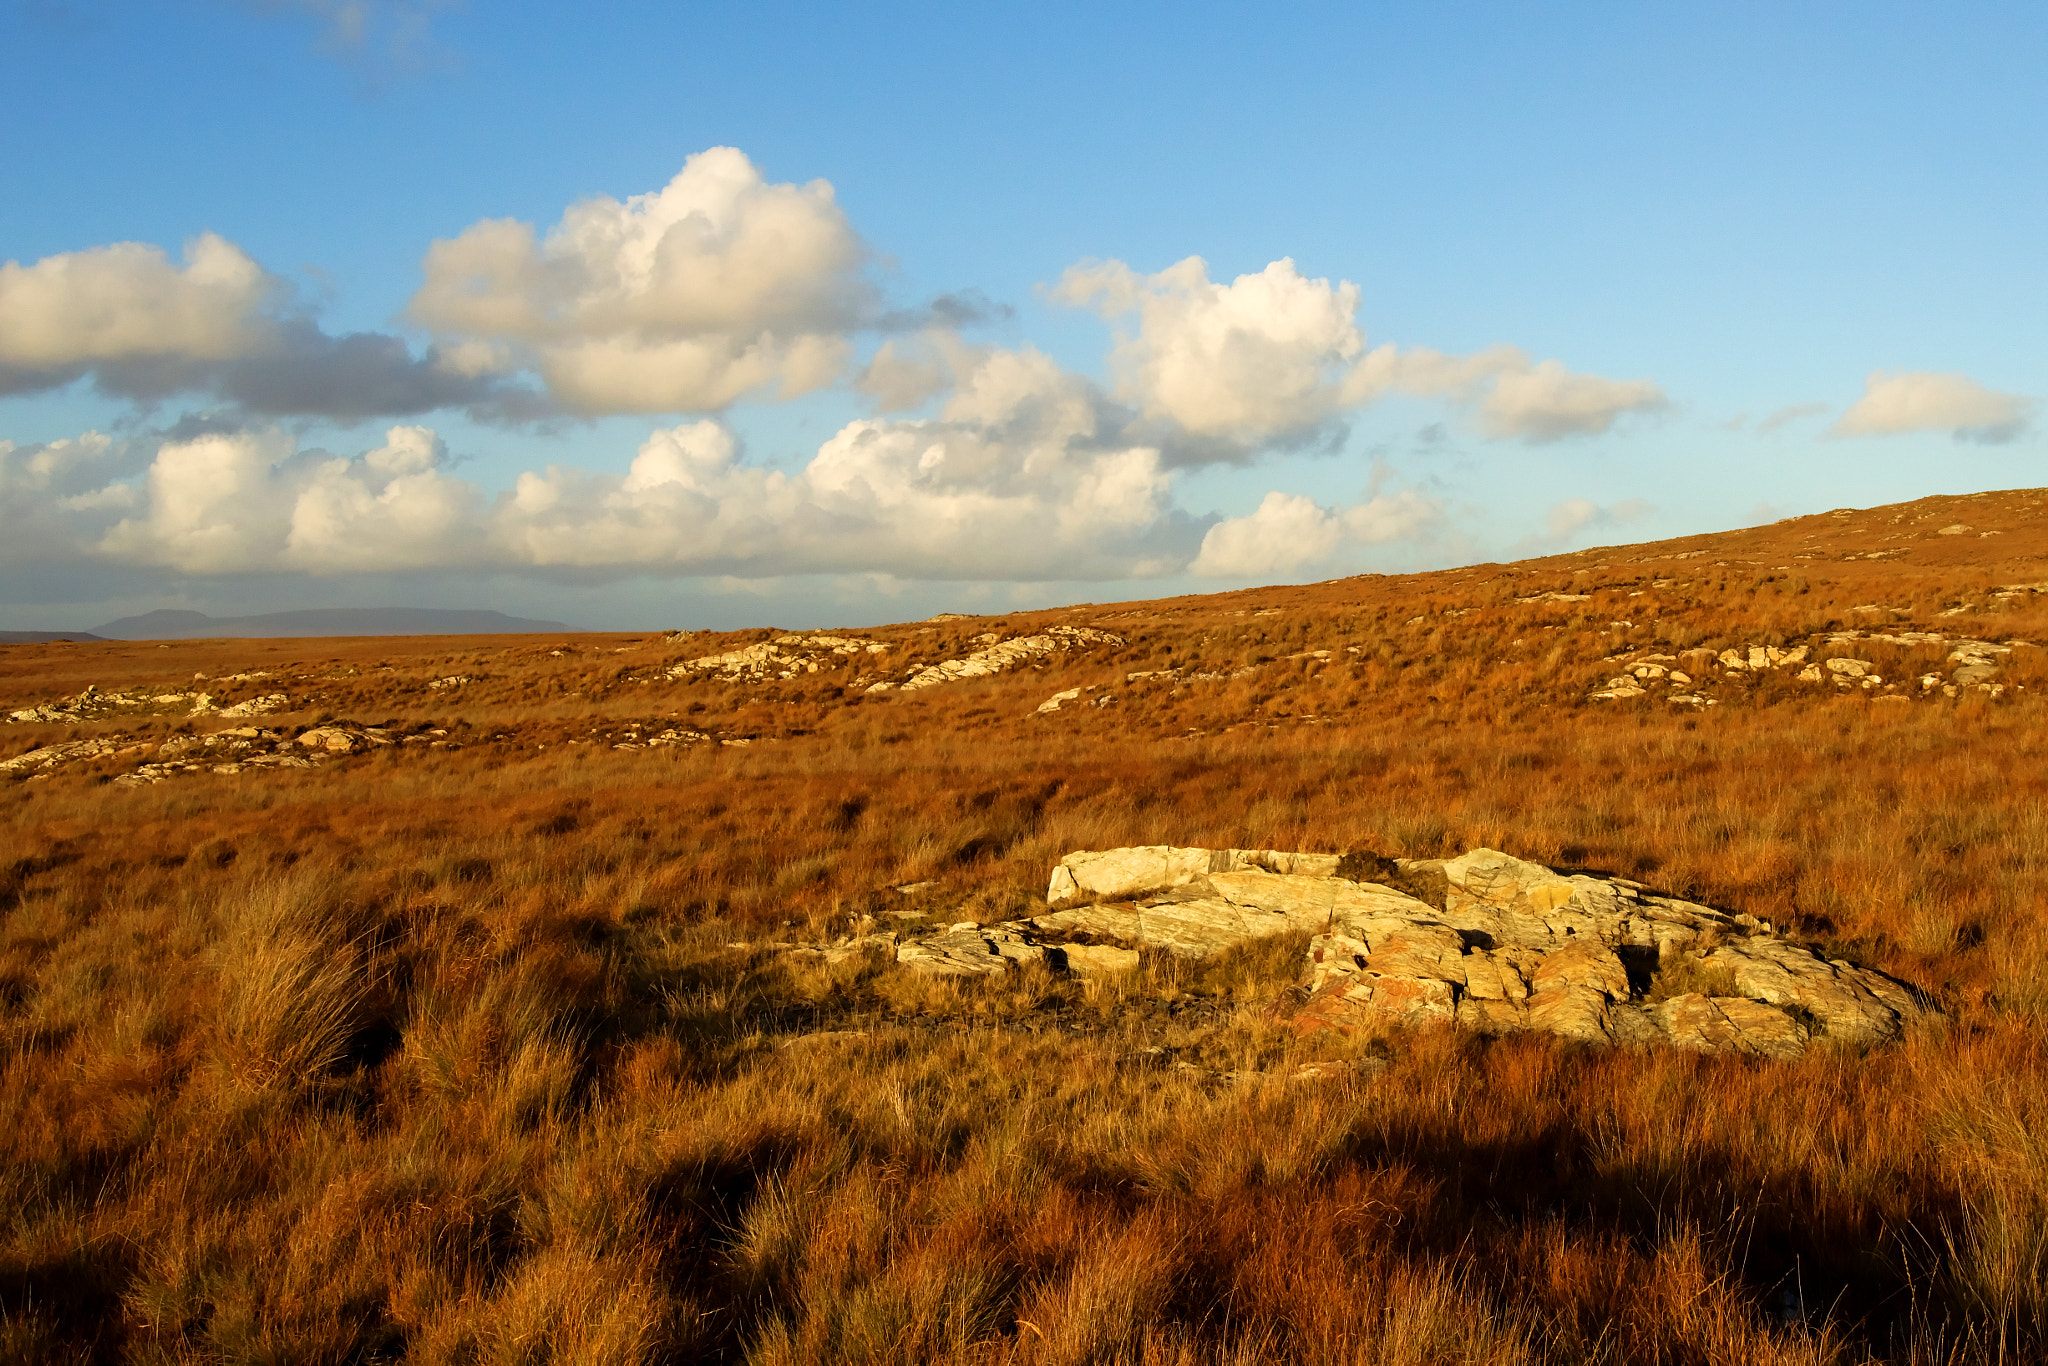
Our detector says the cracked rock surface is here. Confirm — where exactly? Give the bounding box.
[877,844,1928,1059]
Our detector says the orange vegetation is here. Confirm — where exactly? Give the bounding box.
[3,488,2048,1362]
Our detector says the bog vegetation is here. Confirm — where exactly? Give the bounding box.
[4,489,2048,1364]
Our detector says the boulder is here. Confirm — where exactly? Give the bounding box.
[295,727,359,754]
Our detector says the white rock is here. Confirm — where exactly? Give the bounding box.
[294,726,358,753]
[1036,688,1083,714]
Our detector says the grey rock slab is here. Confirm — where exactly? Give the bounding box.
[1698,940,1911,1044]
[1442,848,1579,913]
[1209,870,1434,930]
[896,927,1044,976]
[1052,944,1141,976]
[1047,846,1344,903]
[1657,994,1808,1060]
[1524,985,1614,1043]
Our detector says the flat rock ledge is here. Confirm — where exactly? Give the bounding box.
[878,845,1928,1059]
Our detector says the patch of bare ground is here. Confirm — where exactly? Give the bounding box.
[2,487,2047,1361]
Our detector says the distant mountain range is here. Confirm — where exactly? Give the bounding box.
[2,608,577,642]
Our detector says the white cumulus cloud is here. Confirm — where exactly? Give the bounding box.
[1190,487,1443,578]
[0,233,527,419]
[0,430,144,566]
[493,347,1183,579]
[1477,360,1667,442]
[1054,256,1362,449]
[0,235,274,380]
[285,426,486,571]
[82,425,484,575]
[410,147,868,414]
[1054,256,1667,451]
[1830,371,2032,443]
[23,347,1222,583]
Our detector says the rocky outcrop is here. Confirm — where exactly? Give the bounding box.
[874,844,1927,1058]
[115,724,396,785]
[6,681,294,724]
[889,922,1141,978]
[668,634,889,682]
[0,722,406,786]
[886,627,1124,693]
[1289,847,1925,1055]
[1,736,147,775]
[218,693,289,718]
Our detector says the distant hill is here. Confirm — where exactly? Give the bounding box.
[0,630,107,644]
[89,608,576,640]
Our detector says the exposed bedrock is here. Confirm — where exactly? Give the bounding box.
[886,844,1928,1058]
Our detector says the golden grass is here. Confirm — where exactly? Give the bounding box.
[3,487,2048,1361]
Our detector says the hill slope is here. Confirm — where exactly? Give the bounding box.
[1,486,2045,1364]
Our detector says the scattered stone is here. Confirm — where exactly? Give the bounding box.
[1718,645,1810,671]
[296,725,376,754]
[783,934,897,967]
[1589,676,1648,700]
[1585,632,2030,707]
[1946,641,2011,688]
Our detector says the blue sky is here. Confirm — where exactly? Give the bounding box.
[1,1,2041,629]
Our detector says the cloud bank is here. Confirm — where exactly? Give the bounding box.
[0,233,528,420]
[1,345,1218,582]
[0,144,1702,594]
[2,149,1674,455]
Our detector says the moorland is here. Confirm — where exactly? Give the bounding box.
[5,487,2048,1364]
